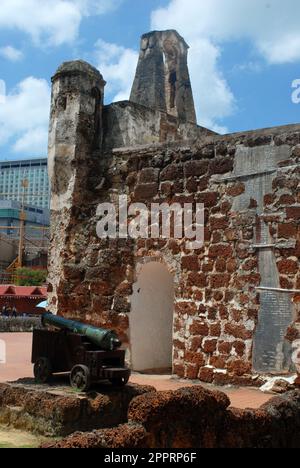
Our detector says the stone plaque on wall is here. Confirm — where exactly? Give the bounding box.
[253,289,293,373]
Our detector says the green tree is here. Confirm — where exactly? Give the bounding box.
[15,268,47,287]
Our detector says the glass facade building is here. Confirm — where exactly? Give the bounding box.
[0,200,50,238]
[0,158,49,209]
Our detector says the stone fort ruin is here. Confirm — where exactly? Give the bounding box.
[48,30,300,385]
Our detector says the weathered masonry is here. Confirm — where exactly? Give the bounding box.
[48,30,300,385]
[130,30,197,124]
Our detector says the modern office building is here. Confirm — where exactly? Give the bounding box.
[0,158,49,209]
[0,200,50,238]
[0,200,50,279]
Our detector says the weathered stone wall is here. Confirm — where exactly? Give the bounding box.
[48,61,106,315]
[0,382,154,437]
[130,30,197,124]
[103,101,214,151]
[48,118,300,382]
[0,317,42,333]
[44,386,300,448]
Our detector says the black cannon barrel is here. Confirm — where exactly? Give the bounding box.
[42,313,121,351]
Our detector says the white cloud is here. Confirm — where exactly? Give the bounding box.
[0,46,24,62]
[76,0,122,15]
[187,38,235,133]
[0,0,121,47]
[259,34,300,65]
[233,62,263,74]
[94,39,138,102]
[0,80,5,105]
[13,128,48,154]
[152,0,300,64]
[151,0,300,132]
[0,77,51,156]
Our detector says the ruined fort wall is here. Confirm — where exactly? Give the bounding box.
[48,121,300,383]
[45,387,300,448]
[102,101,214,151]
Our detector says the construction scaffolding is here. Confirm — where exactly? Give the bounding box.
[0,179,49,284]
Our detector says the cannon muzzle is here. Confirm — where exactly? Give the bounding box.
[42,312,121,351]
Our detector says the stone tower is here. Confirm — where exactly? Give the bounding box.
[48,60,106,210]
[130,30,197,124]
[48,60,106,313]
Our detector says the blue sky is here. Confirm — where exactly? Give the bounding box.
[0,0,300,160]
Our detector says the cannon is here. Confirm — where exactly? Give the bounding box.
[41,312,122,351]
[32,312,131,392]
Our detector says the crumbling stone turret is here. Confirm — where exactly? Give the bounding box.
[130,30,197,124]
[48,60,106,209]
[48,60,106,314]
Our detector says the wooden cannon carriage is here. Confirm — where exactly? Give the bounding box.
[32,313,131,392]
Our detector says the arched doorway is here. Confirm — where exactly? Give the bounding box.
[130,262,174,372]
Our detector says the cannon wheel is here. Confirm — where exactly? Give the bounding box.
[34,357,52,384]
[109,375,130,387]
[70,365,91,392]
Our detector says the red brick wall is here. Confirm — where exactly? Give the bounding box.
[49,126,300,383]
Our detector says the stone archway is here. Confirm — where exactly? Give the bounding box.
[130,262,174,372]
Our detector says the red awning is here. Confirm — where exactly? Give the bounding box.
[0,285,47,299]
